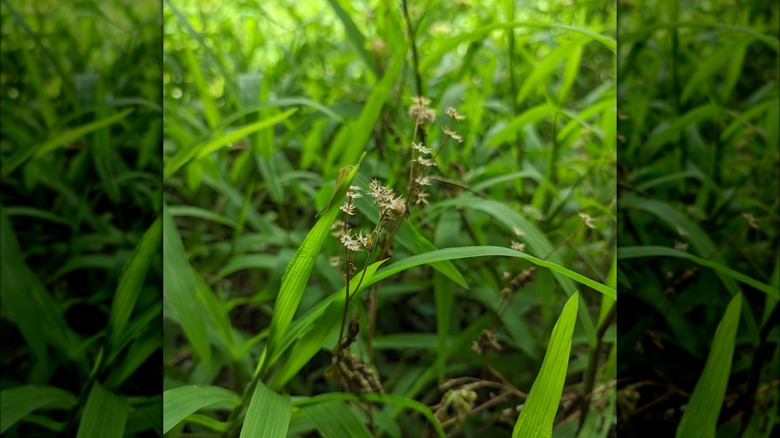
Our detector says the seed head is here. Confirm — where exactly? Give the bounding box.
[445,107,466,121]
[578,212,595,229]
[409,96,436,124]
[412,142,431,154]
[511,241,526,252]
[416,156,437,167]
[442,126,463,143]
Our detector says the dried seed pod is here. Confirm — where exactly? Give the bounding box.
[472,328,502,355]
[663,266,700,302]
[501,266,537,300]
[338,314,360,351]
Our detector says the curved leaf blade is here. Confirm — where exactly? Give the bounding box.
[513,292,579,437]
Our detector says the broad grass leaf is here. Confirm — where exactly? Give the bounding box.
[269,261,385,389]
[421,22,615,72]
[163,108,297,180]
[163,385,240,434]
[517,37,587,104]
[184,42,220,129]
[107,216,162,348]
[621,196,740,294]
[513,292,579,437]
[0,386,77,434]
[326,47,404,172]
[1,108,134,178]
[240,381,291,438]
[163,202,212,368]
[676,293,743,438]
[302,400,372,438]
[643,104,720,157]
[262,160,362,376]
[324,0,379,77]
[76,383,128,438]
[294,392,445,438]
[0,207,78,362]
[367,246,615,300]
[619,246,777,299]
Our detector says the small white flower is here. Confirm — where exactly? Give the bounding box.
[742,212,758,229]
[340,234,362,252]
[511,241,526,252]
[578,212,595,229]
[512,226,525,236]
[445,107,466,121]
[416,156,437,167]
[415,175,432,186]
[442,127,463,143]
[329,256,342,267]
[415,190,430,205]
[502,271,511,279]
[675,226,688,237]
[347,185,363,200]
[411,96,431,106]
[674,241,688,252]
[340,203,357,216]
[412,142,431,154]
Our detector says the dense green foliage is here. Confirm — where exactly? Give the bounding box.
[616,0,779,436]
[161,0,616,437]
[0,1,162,436]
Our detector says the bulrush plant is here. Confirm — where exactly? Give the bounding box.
[161,1,618,436]
[325,97,465,431]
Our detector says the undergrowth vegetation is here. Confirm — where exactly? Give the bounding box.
[161,0,616,437]
[616,0,779,436]
[0,1,162,436]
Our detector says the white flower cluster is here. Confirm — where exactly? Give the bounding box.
[368,179,406,217]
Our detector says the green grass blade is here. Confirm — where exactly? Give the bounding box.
[107,216,162,348]
[619,246,777,299]
[513,292,579,437]
[272,244,614,390]
[270,261,385,389]
[196,109,298,159]
[163,108,297,180]
[184,43,221,129]
[240,381,291,438]
[19,42,56,128]
[621,196,740,293]
[487,104,556,147]
[0,207,77,361]
[302,400,372,438]
[76,383,128,438]
[0,386,77,434]
[324,0,379,77]
[169,205,239,229]
[676,292,743,438]
[163,385,240,434]
[1,108,134,178]
[328,49,404,172]
[517,37,586,104]
[293,392,446,438]
[261,159,362,376]
[421,22,614,72]
[367,246,614,300]
[163,202,212,368]
[643,104,720,157]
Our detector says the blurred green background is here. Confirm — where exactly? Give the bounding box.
[0,0,162,436]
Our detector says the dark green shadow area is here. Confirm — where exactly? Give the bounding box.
[617,0,779,436]
[0,1,162,436]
